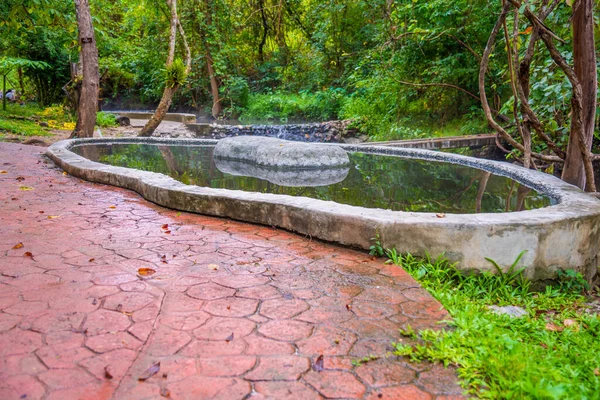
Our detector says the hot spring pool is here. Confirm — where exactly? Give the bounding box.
[47,137,600,282]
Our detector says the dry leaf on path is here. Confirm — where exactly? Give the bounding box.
[12,243,24,249]
[138,268,156,276]
[312,355,324,372]
[208,264,219,270]
[138,362,161,381]
[19,186,33,191]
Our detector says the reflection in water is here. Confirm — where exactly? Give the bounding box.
[72,143,553,214]
[214,158,349,187]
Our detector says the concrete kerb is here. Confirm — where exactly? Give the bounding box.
[46,137,600,283]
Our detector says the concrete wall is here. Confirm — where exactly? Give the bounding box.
[114,112,197,124]
[47,137,600,284]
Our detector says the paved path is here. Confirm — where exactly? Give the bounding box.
[0,143,463,399]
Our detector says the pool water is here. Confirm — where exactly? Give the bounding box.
[72,143,553,213]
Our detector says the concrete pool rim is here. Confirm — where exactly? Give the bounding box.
[46,137,600,283]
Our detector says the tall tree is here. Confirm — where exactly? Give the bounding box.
[201,0,222,118]
[139,0,191,137]
[479,0,597,192]
[561,0,597,190]
[72,0,99,138]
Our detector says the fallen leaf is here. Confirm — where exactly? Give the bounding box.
[39,211,44,214]
[312,355,324,372]
[12,243,24,249]
[346,304,352,311]
[208,264,219,270]
[47,215,60,220]
[545,322,564,332]
[108,205,117,209]
[226,305,231,310]
[89,258,95,262]
[164,230,171,234]
[563,319,577,327]
[19,186,33,191]
[104,367,113,379]
[160,387,171,398]
[138,362,161,381]
[138,268,156,276]
[0,170,7,174]
[225,332,234,342]
[161,224,169,230]
[540,342,548,349]
[62,171,68,176]
[594,368,599,376]
[436,213,446,218]
[16,176,25,182]
[23,252,34,259]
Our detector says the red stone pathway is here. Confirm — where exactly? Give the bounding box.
[0,143,464,399]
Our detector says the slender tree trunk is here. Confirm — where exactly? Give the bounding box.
[2,74,6,111]
[561,0,597,191]
[140,0,180,137]
[206,51,222,118]
[17,67,25,97]
[72,0,99,138]
[258,0,268,63]
[203,0,222,119]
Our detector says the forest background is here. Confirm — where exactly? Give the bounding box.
[1,0,599,142]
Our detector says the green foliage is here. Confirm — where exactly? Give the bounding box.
[556,269,590,295]
[0,102,71,136]
[369,233,385,257]
[240,89,345,122]
[95,111,117,128]
[165,59,187,88]
[381,248,600,398]
[0,118,51,137]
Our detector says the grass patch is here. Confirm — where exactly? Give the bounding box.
[378,245,600,398]
[0,118,52,137]
[0,103,118,137]
[96,111,118,128]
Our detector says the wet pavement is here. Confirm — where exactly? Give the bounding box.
[0,143,464,399]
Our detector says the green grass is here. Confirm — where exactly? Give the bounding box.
[380,249,600,399]
[0,103,117,137]
[0,117,52,137]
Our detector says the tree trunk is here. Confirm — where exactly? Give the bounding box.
[561,0,597,191]
[207,54,222,118]
[258,0,268,63]
[72,0,99,138]
[204,0,222,119]
[139,0,179,137]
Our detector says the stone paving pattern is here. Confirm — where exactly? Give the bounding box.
[0,143,464,399]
